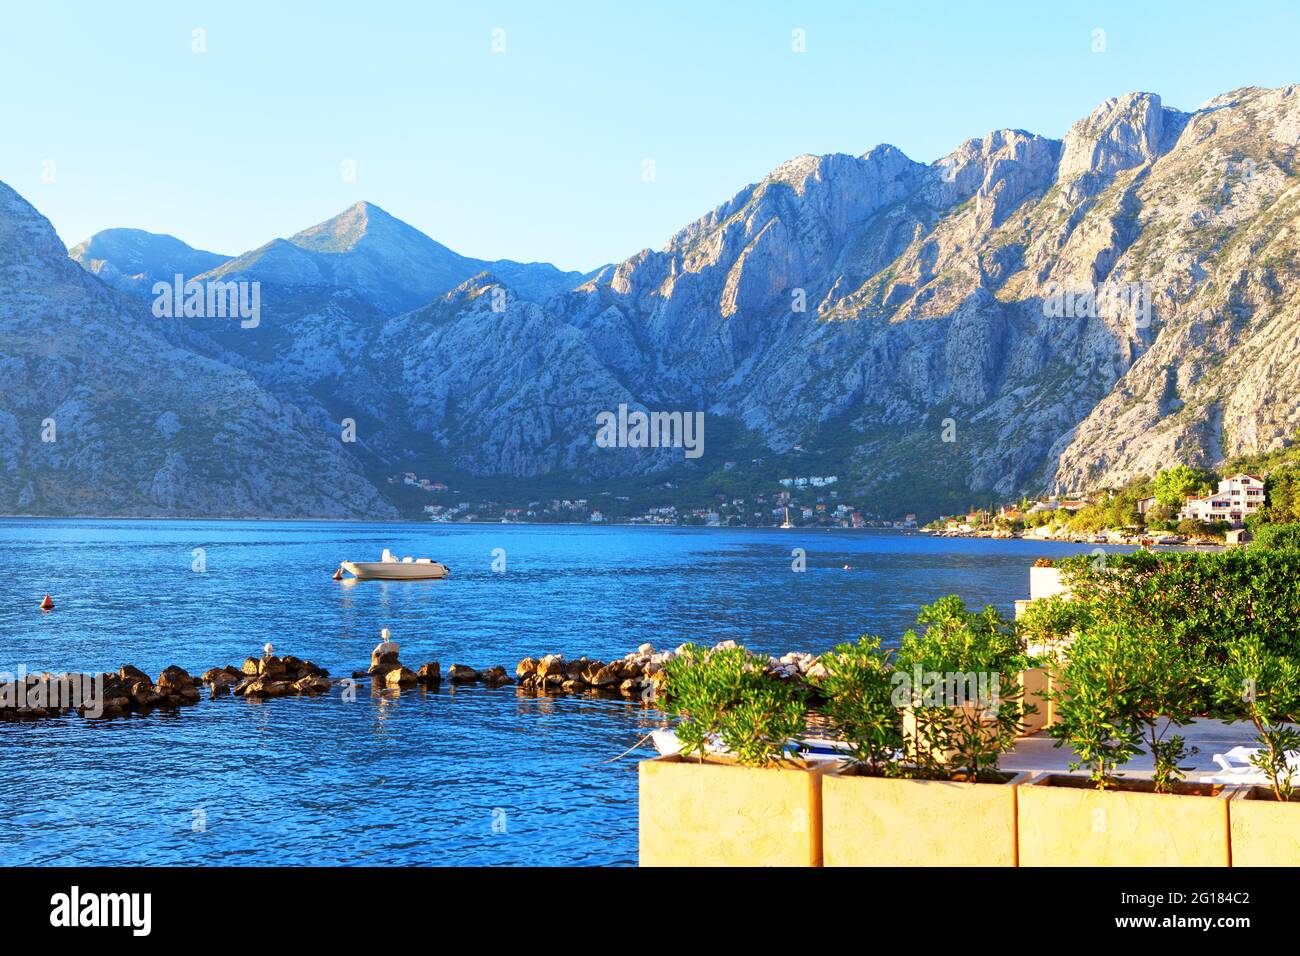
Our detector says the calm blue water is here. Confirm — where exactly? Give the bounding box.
[0,519,1128,866]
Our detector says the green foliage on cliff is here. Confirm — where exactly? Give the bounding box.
[1153,465,1216,508]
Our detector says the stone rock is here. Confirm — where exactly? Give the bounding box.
[385,667,418,688]
[447,664,479,683]
[588,664,619,688]
[536,654,565,678]
[417,662,441,683]
[515,657,539,679]
[258,655,289,679]
[637,643,654,655]
[480,665,511,686]
[128,680,162,708]
[368,649,402,677]
[241,657,261,676]
[156,665,192,696]
[294,675,331,695]
[119,664,150,683]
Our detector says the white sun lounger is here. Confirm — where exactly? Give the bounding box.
[1204,745,1300,785]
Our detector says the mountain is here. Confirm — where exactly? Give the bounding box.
[0,182,395,518]
[68,228,229,296]
[196,201,590,312]
[24,84,1300,518]
[534,86,1299,509]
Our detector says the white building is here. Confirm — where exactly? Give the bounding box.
[1178,474,1265,527]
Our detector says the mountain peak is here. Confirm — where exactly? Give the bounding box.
[289,200,417,254]
[1058,91,1187,190]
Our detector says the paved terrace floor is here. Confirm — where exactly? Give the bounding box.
[1001,718,1281,782]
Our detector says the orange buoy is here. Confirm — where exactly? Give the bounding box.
[39,594,54,611]
[332,566,344,581]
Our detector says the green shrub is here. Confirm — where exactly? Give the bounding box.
[1055,550,1300,661]
[661,645,808,767]
[1049,624,1201,791]
[818,635,902,774]
[894,596,1026,781]
[1215,634,1300,801]
[1249,522,1300,552]
[1015,594,1093,662]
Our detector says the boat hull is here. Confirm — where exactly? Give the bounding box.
[342,561,449,580]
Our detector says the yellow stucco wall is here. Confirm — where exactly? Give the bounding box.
[1018,775,1231,866]
[1229,789,1300,866]
[638,756,825,866]
[822,771,1026,866]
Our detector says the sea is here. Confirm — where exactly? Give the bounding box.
[0,518,1132,866]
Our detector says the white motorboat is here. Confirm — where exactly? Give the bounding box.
[338,548,450,581]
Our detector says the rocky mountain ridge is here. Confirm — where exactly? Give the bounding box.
[22,84,1300,518]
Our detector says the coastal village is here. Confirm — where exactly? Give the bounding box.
[927,456,1299,546]
[386,453,1300,542]
[390,471,919,530]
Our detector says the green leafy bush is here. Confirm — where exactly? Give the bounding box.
[1015,593,1092,662]
[1249,522,1300,552]
[893,596,1026,781]
[818,635,902,774]
[1215,634,1300,801]
[1055,550,1300,661]
[661,645,808,767]
[1049,624,1202,791]
[1154,465,1216,508]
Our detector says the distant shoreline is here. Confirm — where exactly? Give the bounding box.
[0,513,920,531]
[0,514,1231,550]
[924,528,1227,550]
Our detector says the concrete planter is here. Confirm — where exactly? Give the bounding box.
[1017,773,1234,866]
[638,755,830,866]
[823,769,1029,866]
[1230,786,1300,866]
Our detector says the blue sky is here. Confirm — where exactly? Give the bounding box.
[1,1,1297,271]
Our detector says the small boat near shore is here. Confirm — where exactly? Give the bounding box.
[338,549,450,581]
[650,728,852,763]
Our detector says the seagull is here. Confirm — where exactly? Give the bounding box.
[264,642,274,657]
